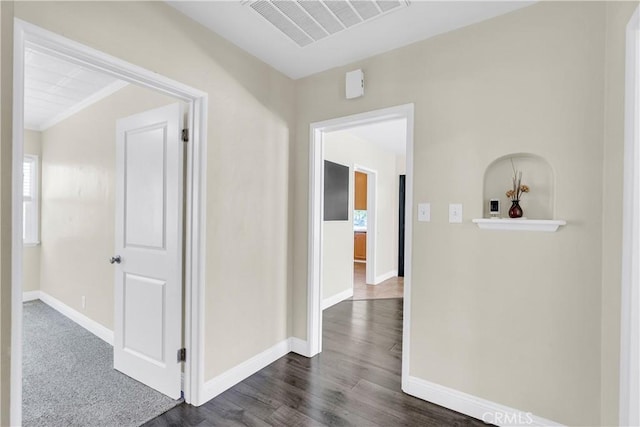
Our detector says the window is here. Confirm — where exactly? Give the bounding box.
[23,155,39,245]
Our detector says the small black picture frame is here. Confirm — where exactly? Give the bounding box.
[490,199,500,216]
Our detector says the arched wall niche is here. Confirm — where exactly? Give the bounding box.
[483,153,555,219]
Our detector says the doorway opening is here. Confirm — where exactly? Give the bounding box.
[11,19,208,425]
[353,165,377,290]
[307,104,414,383]
[351,161,404,301]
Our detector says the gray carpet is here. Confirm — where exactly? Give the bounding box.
[23,300,182,427]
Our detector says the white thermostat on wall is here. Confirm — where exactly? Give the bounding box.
[346,69,364,99]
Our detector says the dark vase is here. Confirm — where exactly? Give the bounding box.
[508,200,523,218]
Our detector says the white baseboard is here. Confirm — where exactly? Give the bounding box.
[22,290,40,302]
[322,288,354,310]
[403,375,564,427]
[199,336,312,406]
[200,338,291,405]
[289,337,310,357]
[374,269,397,285]
[28,289,312,410]
[37,291,114,345]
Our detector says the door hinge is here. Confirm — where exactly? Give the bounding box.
[177,348,186,363]
[182,129,189,142]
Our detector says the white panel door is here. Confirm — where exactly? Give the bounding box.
[113,103,183,399]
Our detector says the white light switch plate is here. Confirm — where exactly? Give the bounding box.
[449,203,463,223]
[418,203,430,222]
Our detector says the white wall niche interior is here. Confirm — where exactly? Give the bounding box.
[475,153,566,232]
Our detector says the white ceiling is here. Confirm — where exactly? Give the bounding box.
[338,118,407,155]
[24,47,127,131]
[168,1,535,80]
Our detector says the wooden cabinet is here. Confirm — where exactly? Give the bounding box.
[354,232,366,261]
[355,171,367,210]
[354,172,367,261]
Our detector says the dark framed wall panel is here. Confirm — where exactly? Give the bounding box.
[324,160,349,221]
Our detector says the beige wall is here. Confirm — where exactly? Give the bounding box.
[0,2,12,424]
[22,130,42,293]
[601,2,638,425]
[293,3,610,425]
[322,130,402,302]
[13,1,296,382]
[38,85,177,329]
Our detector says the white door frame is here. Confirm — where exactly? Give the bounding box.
[11,19,208,425]
[353,164,377,285]
[307,104,414,368]
[620,6,640,426]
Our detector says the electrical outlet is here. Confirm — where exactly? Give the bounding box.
[449,203,463,223]
[81,296,86,309]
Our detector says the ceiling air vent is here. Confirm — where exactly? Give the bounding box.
[245,0,410,47]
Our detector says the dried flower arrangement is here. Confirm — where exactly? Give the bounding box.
[505,159,530,202]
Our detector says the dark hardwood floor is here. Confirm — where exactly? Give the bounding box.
[145,299,488,426]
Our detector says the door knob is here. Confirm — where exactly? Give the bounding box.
[109,255,121,264]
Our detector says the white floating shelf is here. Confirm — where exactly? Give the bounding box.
[472,218,566,232]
